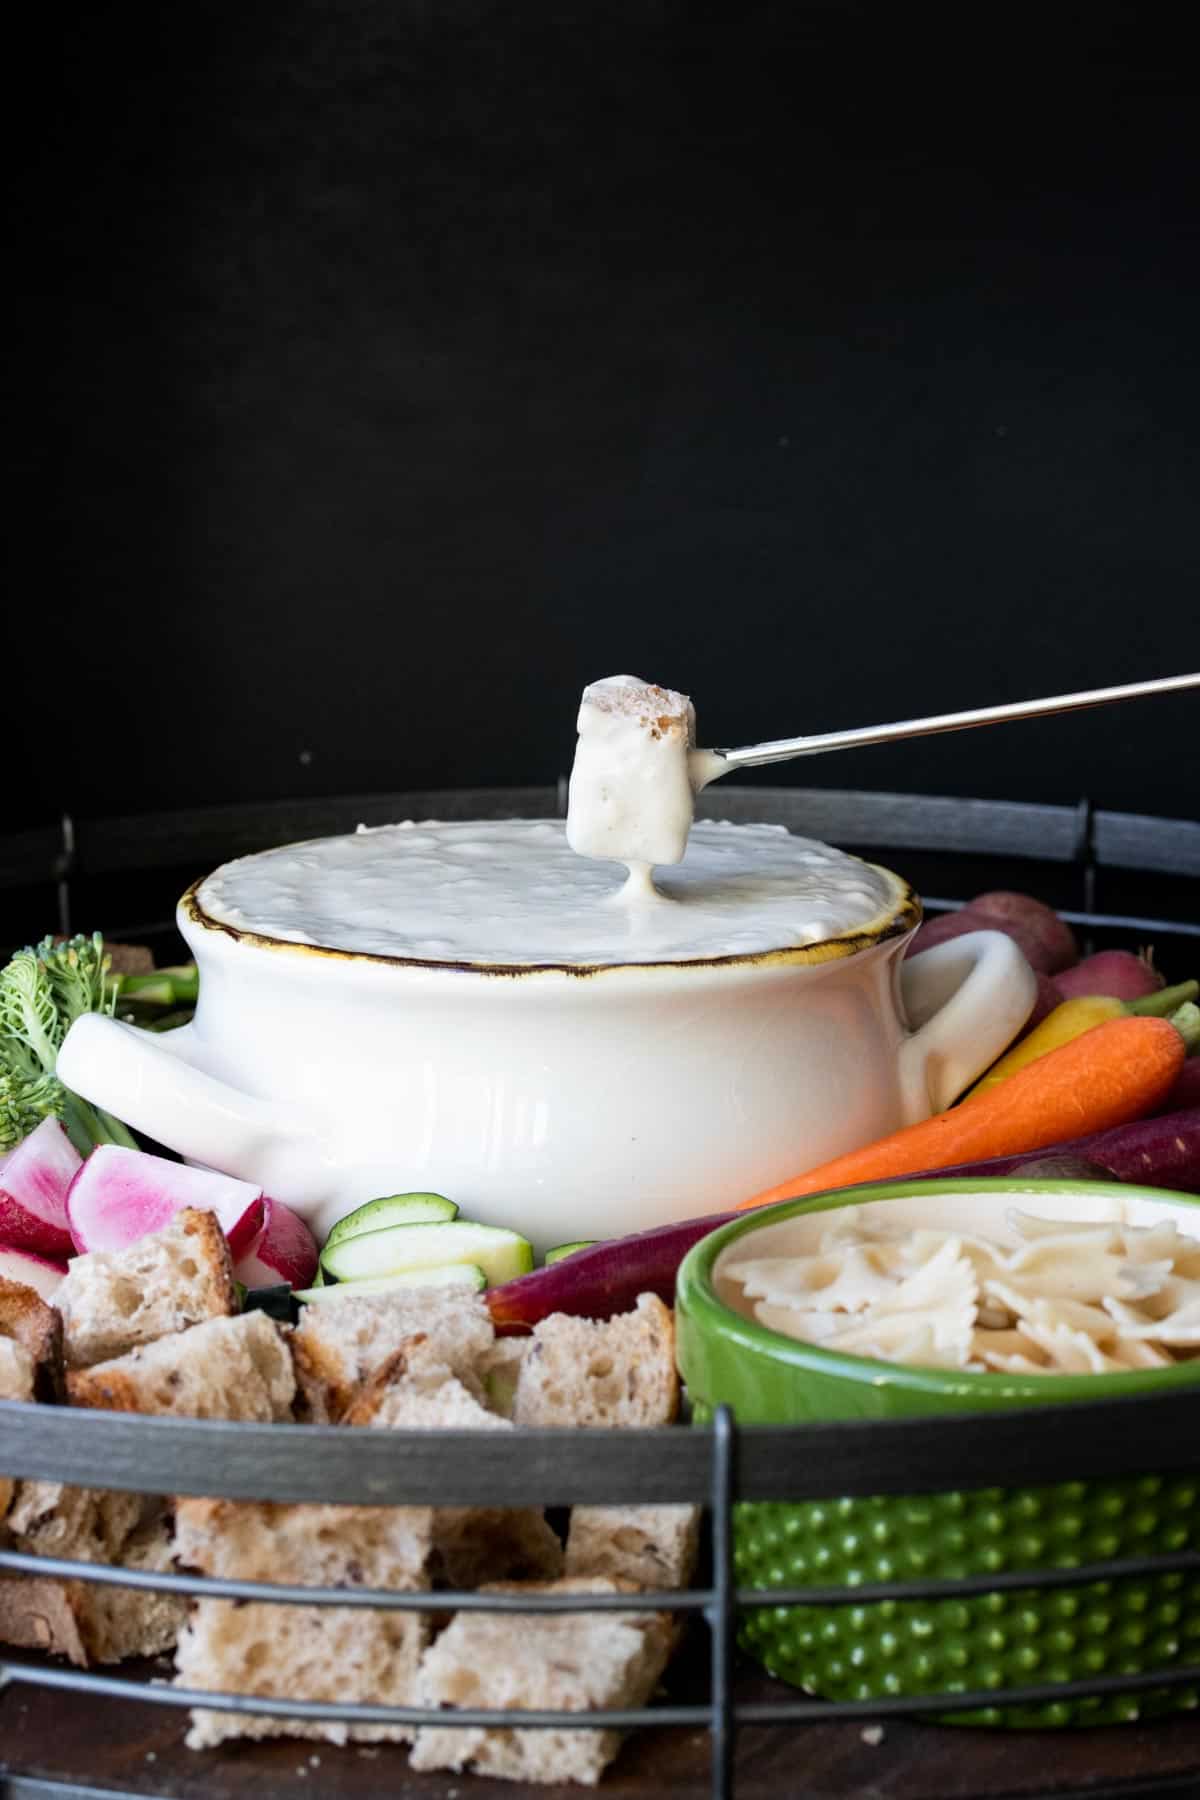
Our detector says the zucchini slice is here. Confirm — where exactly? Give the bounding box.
[320,1219,533,1287]
[322,1191,459,1259]
[295,1263,487,1302]
[543,1240,599,1265]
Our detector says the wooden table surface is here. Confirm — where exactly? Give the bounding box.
[4,1639,1200,1800]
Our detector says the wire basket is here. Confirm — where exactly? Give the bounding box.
[3,1395,1200,1800]
[1,786,1199,1799]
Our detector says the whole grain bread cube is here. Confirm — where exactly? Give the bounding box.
[478,1334,532,1419]
[291,1286,496,1422]
[0,1334,35,1403]
[409,1577,678,1786]
[2,1482,179,1666]
[340,1336,508,1432]
[513,1295,678,1428]
[0,1512,185,1665]
[3,1331,152,1601]
[1,1335,36,1524]
[342,1339,563,1586]
[57,1208,237,1370]
[173,1496,434,1748]
[565,1505,701,1591]
[428,1507,563,1589]
[101,941,155,975]
[88,1510,187,1659]
[1,1333,179,1664]
[66,1310,294,1420]
[5,1481,148,1564]
[0,1277,64,1400]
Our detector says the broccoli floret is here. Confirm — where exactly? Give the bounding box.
[37,931,118,1030]
[0,946,64,1071]
[0,933,137,1155]
[0,1061,65,1147]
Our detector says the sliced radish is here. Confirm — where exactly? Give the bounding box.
[0,1243,69,1302]
[235,1197,319,1291]
[0,1118,81,1258]
[295,1264,488,1303]
[66,1146,264,1256]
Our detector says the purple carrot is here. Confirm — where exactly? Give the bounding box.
[487,1111,1200,1328]
[923,1106,1200,1194]
[1155,1061,1200,1118]
[487,1209,737,1328]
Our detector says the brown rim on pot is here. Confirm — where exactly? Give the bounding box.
[179,853,922,980]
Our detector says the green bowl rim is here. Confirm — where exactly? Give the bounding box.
[676,1177,1200,1405]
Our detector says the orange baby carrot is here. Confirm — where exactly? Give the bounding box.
[738,1013,1187,1211]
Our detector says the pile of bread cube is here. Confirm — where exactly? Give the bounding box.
[0,1209,697,1786]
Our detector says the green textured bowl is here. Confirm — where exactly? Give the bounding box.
[675,1178,1200,1727]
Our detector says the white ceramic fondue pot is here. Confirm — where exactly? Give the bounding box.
[58,823,1035,1248]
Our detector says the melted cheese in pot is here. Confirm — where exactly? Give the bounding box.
[195,818,899,968]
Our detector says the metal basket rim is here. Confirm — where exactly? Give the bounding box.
[4,1384,1200,1505]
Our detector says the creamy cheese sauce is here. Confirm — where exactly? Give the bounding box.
[195,819,898,967]
[565,675,698,877]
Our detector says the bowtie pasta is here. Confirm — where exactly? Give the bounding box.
[724,1210,1200,1373]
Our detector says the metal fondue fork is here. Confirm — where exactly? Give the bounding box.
[689,670,1200,789]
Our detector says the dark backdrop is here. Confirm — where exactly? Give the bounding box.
[9,2,1198,834]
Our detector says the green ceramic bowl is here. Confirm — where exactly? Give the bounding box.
[675,1177,1200,1727]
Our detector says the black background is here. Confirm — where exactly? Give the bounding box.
[8,1,1198,834]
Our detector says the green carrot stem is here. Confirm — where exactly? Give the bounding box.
[144,1009,195,1034]
[91,1104,140,1150]
[1129,979,1199,1019]
[58,1090,96,1158]
[1171,1002,1200,1057]
[116,978,177,1008]
[60,1087,139,1153]
[115,965,199,1006]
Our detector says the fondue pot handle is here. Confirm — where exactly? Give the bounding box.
[57,1014,329,1210]
[897,929,1039,1118]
